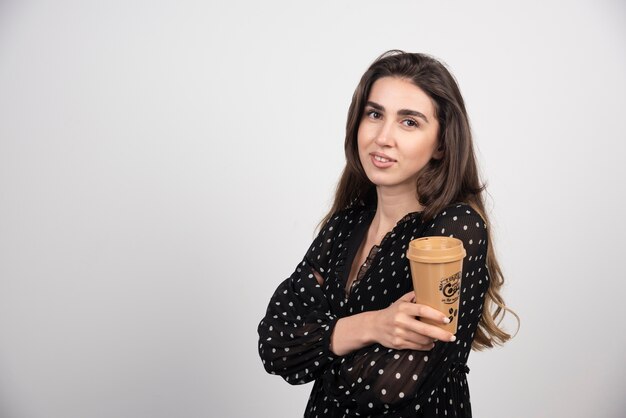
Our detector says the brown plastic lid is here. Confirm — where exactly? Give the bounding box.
[406,236,466,263]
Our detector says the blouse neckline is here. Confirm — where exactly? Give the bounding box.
[340,206,423,299]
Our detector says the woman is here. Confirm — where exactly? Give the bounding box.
[257,50,517,417]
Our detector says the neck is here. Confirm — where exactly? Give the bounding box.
[368,185,423,243]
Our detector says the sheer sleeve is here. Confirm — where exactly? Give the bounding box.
[321,204,489,414]
[257,211,346,385]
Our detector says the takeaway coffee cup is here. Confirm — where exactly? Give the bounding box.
[406,237,466,334]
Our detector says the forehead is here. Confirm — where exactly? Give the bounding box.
[368,77,435,117]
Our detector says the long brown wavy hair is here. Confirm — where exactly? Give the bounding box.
[317,50,518,350]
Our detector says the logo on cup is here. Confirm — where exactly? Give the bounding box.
[439,271,461,304]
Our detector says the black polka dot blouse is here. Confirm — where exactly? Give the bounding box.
[257,200,489,417]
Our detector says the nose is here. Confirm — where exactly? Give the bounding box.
[373,120,394,147]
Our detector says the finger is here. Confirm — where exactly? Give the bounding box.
[412,321,455,342]
[404,303,450,324]
[411,341,437,351]
[399,316,455,342]
[397,328,435,347]
[403,338,436,351]
[398,291,415,302]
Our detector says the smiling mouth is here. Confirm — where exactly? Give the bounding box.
[373,155,394,163]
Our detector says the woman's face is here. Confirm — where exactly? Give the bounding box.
[357,76,442,194]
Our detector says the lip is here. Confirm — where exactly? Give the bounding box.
[370,152,396,168]
[370,152,397,162]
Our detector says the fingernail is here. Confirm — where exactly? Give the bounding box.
[450,335,456,342]
[443,317,450,324]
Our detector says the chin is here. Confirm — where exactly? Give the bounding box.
[365,174,416,191]
[365,176,400,188]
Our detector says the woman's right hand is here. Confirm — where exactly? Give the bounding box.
[371,291,456,351]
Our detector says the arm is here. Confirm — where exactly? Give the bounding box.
[321,204,489,413]
[257,212,345,385]
[329,292,454,357]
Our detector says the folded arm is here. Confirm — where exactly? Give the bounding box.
[257,212,346,384]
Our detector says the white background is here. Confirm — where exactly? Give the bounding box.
[1,1,625,417]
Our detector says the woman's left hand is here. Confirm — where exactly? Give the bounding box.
[312,270,324,286]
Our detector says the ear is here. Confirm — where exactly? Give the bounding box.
[432,146,444,160]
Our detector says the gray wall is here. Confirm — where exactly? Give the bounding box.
[1,1,625,417]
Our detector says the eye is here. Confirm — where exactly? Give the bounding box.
[365,109,382,119]
[403,118,419,128]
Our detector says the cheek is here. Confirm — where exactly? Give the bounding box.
[403,143,431,165]
[356,126,367,152]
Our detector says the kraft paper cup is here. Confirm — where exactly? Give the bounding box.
[406,237,466,334]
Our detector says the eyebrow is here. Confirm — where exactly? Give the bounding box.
[365,101,430,124]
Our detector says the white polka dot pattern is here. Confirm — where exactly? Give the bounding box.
[258,202,488,417]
